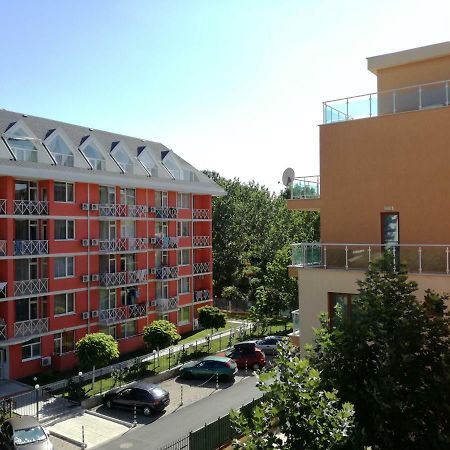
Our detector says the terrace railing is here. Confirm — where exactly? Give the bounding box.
[0,241,5,256]
[154,236,179,249]
[99,271,127,287]
[128,237,148,251]
[194,289,210,302]
[128,205,148,218]
[14,240,48,256]
[14,278,48,296]
[13,200,48,215]
[193,236,211,247]
[127,269,148,284]
[153,207,178,219]
[193,262,211,275]
[155,297,179,312]
[0,320,6,340]
[193,209,210,220]
[98,203,127,217]
[98,238,127,252]
[14,318,49,338]
[0,199,6,214]
[98,303,147,325]
[155,266,179,280]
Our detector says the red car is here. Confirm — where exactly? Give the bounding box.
[218,342,266,370]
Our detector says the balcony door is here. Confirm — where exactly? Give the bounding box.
[100,221,116,240]
[15,180,38,201]
[381,213,399,263]
[0,349,8,380]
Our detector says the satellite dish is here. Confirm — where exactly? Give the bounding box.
[282,167,295,186]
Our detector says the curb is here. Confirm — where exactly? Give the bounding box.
[85,409,133,428]
[49,429,85,448]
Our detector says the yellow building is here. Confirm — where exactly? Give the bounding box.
[288,42,450,348]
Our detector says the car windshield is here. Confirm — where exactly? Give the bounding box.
[14,426,47,445]
[151,388,166,397]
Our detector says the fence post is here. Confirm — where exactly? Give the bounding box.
[34,385,40,420]
[219,333,222,350]
[82,425,86,449]
[168,348,171,369]
[133,404,137,427]
[180,385,184,406]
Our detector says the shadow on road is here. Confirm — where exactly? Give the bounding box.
[174,375,236,389]
[93,404,167,425]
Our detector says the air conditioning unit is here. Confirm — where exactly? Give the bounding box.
[41,356,52,367]
[91,310,99,318]
[90,203,99,211]
[81,203,90,211]
[81,275,90,283]
[149,207,156,213]
[82,311,90,320]
[81,239,90,247]
[91,274,99,281]
[91,239,99,246]
[149,268,156,274]
[150,300,156,307]
[150,238,157,244]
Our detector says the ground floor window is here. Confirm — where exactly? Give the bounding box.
[22,337,40,361]
[54,331,75,354]
[178,306,190,324]
[328,292,358,327]
[100,325,117,339]
[122,320,137,338]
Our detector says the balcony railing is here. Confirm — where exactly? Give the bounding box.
[99,271,127,287]
[194,289,210,302]
[127,269,148,284]
[292,242,450,274]
[129,237,148,250]
[0,323,6,340]
[193,209,210,220]
[154,266,179,280]
[0,199,6,214]
[193,236,211,247]
[290,176,320,199]
[128,205,148,218]
[0,241,5,256]
[153,207,178,219]
[14,240,48,256]
[154,236,179,249]
[0,282,6,298]
[98,204,127,217]
[14,317,49,338]
[13,200,48,215]
[99,238,127,252]
[98,303,147,325]
[193,262,211,275]
[155,297,178,312]
[323,79,450,124]
[14,278,48,296]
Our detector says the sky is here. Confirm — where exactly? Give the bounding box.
[0,0,449,193]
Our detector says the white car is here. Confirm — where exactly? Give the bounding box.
[255,336,286,355]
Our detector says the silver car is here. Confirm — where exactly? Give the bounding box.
[255,336,286,355]
[0,415,53,450]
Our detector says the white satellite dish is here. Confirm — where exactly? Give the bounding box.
[282,167,295,186]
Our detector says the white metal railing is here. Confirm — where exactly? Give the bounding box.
[290,175,320,199]
[13,200,48,215]
[52,152,74,167]
[14,240,48,256]
[193,236,211,247]
[14,317,49,338]
[153,207,178,219]
[98,238,127,252]
[98,203,127,217]
[193,209,210,220]
[292,242,450,274]
[128,303,147,318]
[99,271,127,287]
[194,289,210,302]
[128,237,148,250]
[154,236,179,249]
[193,262,211,275]
[0,241,5,256]
[128,205,148,218]
[291,309,300,335]
[127,269,148,284]
[14,278,48,296]
[0,322,6,340]
[98,306,127,325]
[323,78,450,124]
[155,297,179,312]
[0,282,6,297]
[0,199,6,214]
[155,266,179,280]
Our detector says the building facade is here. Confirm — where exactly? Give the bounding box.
[288,42,450,347]
[0,109,224,380]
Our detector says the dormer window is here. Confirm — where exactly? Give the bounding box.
[112,146,133,174]
[46,134,74,167]
[82,143,105,170]
[4,128,38,162]
[138,150,157,176]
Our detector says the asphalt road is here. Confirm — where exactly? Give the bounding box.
[94,375,261,450]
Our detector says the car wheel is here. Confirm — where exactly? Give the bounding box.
[106,400,113,409]
[143,406,152,416]
[252,363,260,370]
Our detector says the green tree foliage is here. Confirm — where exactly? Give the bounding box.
[205,171,319,313]
[198,305,226,332]
[231,342,354,450]
[75,332,119,371]
[143,320,181,351]
[222,286,243,302]
[310,253,450,449]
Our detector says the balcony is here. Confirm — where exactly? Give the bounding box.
[99,271,127,287]
[99,238,127,252]
[292,242,450,275]
[98,303,147,325]
[128,205,148,218]
[0,320,6,340]
[98,204,127,217]
[155,297,178,312]
[0,199,6,214]
[14,240,48,256]
[193,209,210,220]
[154,236,179,249]
[194,289,210,302]
[127,269,148,284]
[324,79,450,124]
[14,317,49,338]
[0,241,5,256]
[13,200,48,215]
[289,176,320,199]
[193,236,211,247]
[129,237,148,251]
[0,282,6,298]
[193,262,211,275]
[153,207,178,219]
[154,266,179,280]
[14,278,48,296]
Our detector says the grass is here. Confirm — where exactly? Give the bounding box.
[178,321,241,344]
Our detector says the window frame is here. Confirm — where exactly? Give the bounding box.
[22,337,41,361]
[178,306,190,325]
[54,219,75,240]
[54,292,75,316]
[178,276,190,294]
[54,181,75,203]
[328,292,356,327]
[177,221,190,237]
[177,249,190,266]
[54,256,75,279]
[177,193,191,209]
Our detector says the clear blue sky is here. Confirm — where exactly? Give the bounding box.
[1,1,449,192]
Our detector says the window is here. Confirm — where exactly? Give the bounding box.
[54,182,74,202]
[121,286,138,306]
[54,331,75,354]
[178,306,190,324]
[54,257,74,278]
[54,293,75,316]
[100,325,117,339]
[178,249,190,266]
[328,293,358,327]
[122,320,137,338]
[15,180,38,201]
[82,143,105,170]
[100,289,116,310]
[113,147,133,173]
[16,298,38,322]
[177,222,190,237]
[22,337,40,361]
[99,185,116,204]
[6,128,38,162]
[177,193,190,209]
[55,220,75,240]
[155,191,168,207]
[120,188,135,205]
[47,135,74,166]
[121,221,135,239]
[178,277,190,294]
[156,281,169,299]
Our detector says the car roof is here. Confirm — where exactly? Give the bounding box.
[128,381,160,391]
[235,340,257,345]
[203,355,231,363]
[6,415,40,430]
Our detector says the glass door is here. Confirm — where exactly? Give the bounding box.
[381,213,399,265]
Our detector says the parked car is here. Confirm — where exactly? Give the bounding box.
[255,336,286,355]
[0,415,53,450]
[179,355,237,381]
[103,381,170,416]
[219,341,266,370]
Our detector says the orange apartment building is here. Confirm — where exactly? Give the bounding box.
[288,42,450,347]
[0,109,225,380]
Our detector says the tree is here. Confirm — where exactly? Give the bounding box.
[310,253,450,450]
[231,342,355,450]
[143,320,181,351]
[198,306,226,333]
